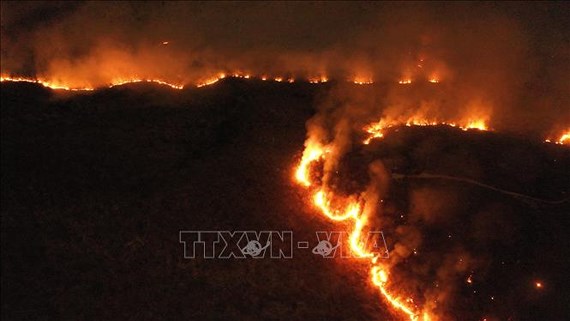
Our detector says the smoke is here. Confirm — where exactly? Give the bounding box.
[2,2,567,318]
[289,5,568,318]
[2,2,568,135]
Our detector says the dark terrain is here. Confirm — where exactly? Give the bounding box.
[1,79,569,321]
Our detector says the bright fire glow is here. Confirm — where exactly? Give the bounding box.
[2,72,460,91]
[197,73,227,87]
[293,104,500,319]
[363,117,489,145]
[372,266,419,320]
[294,141,326,186]
[545,130,570,145]
[313,189,360,221]
[309,76,328,84]
[109,78,184,90]
[353,76,373,85]
[1,75,184,91]
[1,75,95,91]
[294,135,431,320]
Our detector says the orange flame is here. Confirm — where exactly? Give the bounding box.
[3,71,459,91]
[309,76,329,84]
[109,78,184,89]
[1,75,185,91]
[544,129,570,145]
[294,135,432,320]
[371,266,419,320]
[353,76,374,85]
[363,116,489,144]
[1,75,95,91]
[294,141,326,187]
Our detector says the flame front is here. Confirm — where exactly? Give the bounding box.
[1,75,183,91]
[363,116,490,145]
[560,132,570,144]
[294,140,326,187]
[3,71,450,91]
[294,136,430,321]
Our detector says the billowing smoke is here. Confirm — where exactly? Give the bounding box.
[2,2,568,319]
[1,2,568,134]
[292,4,568,317]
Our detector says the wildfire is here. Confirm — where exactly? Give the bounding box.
[464,119,488,131]
[1,75,184,91]
[353,76,374,85]
[294,134,431,321]
[1,75,95,91]
[197,73,227,87]
[293,103,502,320]
[545,130,570,145]
[371,266,419,321]
[363,117,489,144]
[109,78,184,90]
[3,71,460,91]
[309,76,329,84]
[294,141,327,186]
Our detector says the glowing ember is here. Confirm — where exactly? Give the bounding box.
[353,80,373,85]
[309,76,328,84]
[399,79,412,84]
[544,130,570,145]
[353,76,373,85]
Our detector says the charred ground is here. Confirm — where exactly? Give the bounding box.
[1,79,569,321]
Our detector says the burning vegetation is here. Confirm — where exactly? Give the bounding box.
[1,2,569,321]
